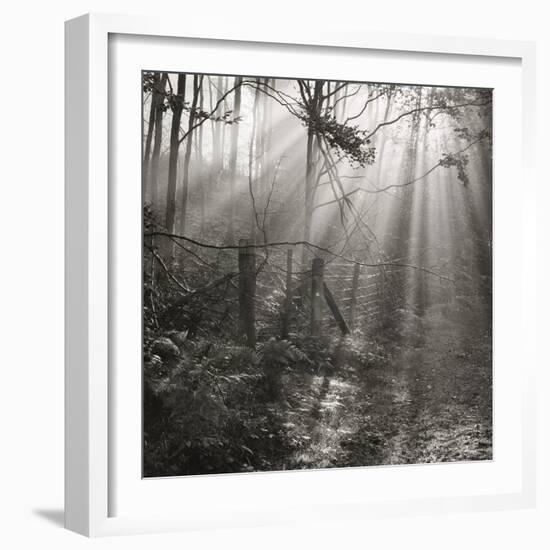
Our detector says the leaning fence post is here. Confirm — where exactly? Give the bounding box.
[310,257,324,336]
[323,281,350,335]
[282,248,293,338]
[238,239,256,347]
[349,262,361,330]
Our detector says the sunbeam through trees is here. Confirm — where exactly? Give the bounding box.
[142,72,492,477]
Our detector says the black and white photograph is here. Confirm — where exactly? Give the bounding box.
[142,72,493,478]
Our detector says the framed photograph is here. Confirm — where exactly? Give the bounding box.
[65,13,536,536]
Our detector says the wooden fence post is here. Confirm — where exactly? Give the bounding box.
[238,239,256,347]
[310,257,324,336]
[323,282,350,335]
[348,262,361,330]
[282,248,293,338]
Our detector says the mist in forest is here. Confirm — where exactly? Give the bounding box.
[142,72,492,477]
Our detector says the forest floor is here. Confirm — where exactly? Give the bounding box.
[275,321,493,470]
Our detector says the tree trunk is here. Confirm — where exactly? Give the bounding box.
[221,77,229,175]
[142,72,159,199]
[248,80,262,238]
[263,78,274,184]
[179,75,203,235]
[238,239,256,347]
[165,73,186,235]
[227,76,242,241]
[212,76,224,178]
[197,85,206,233]
[149,73,167,211]
[301,81,324,270]
[348,263,361,329]
[281,248,293,338]
[207,77,216,198]
[310,257,324,336]
[303,128,316,246]
[384,87,423,318]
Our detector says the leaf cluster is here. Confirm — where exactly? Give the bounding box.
[305,112,376,167]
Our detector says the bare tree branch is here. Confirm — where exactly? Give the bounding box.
[365,100,491,140]
[145,232,454,282]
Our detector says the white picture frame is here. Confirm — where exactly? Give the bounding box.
[65,12,537,537]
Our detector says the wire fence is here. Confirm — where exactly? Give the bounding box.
[145,232,449,342]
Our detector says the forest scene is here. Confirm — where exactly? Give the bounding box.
[142,71,493,477]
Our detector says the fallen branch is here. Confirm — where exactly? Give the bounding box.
[146,245,190,293]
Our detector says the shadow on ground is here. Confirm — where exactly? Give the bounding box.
[33,508,64,528]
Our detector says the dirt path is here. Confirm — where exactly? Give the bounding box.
[281,325,492,470]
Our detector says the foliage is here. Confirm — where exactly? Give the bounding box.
[143,324,394,476]
[143,333,297,476]
[142,72,168,112]
[306,113,376,167]
[286,332,388,373]
[191,108,243,125]
[142,71,157,93]
[439,151,470,185]
[257,338,307,400]
[339,332,389,370]
[439,128,491,186]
